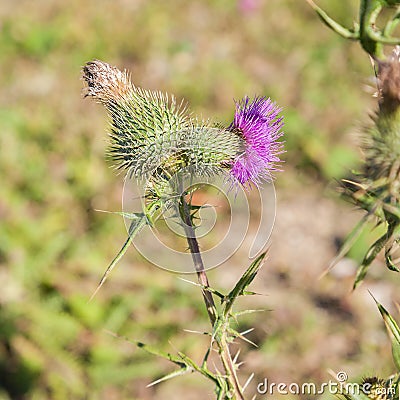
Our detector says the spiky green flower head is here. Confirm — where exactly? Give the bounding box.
[357,46,400,214]
[366,46,400,179]
[82,60,243,196]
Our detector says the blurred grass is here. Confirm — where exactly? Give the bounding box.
[0,0,398,399]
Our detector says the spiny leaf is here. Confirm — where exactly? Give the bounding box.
[89,203,159,301]
[320,211,374,279]
[223,252,266,316]
[354,231,390,289]
[371,294,400,371]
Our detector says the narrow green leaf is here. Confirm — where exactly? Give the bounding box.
[371,294,400,371]
[354,232,389,288]
[322,212,373,279]
[89,203,159,301]
[223,252,266,316]
[136,342,187,368]
[95,209,146,220]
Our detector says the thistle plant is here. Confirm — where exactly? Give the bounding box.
[307,1,400,287]
[340,47,400,287]
[82,60,284,399]
[307,1,400,398]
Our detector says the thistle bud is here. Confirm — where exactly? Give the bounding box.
[82,60,244,192]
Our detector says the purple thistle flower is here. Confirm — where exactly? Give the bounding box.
[229,96,284,186]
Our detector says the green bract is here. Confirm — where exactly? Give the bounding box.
[82,60,243,184]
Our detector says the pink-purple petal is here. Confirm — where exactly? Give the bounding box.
[229,96,284,186]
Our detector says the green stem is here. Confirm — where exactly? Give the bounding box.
[219,328,245,400]
[180,195,245,400]
[180,195,217,325]
[306,0,400,58]
[305,0,359,39]
[360,0,384,58]
[384,9,400,37]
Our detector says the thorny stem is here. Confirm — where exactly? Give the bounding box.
[359,0,384,58]
[180,194,245,400]
[219,327,246,400]
[180,195,216,325]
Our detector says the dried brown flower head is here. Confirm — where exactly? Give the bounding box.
[378,46,400,114]
[82,60,131,103]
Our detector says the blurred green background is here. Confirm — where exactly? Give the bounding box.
[1,0,399,399]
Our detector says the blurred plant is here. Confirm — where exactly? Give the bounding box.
[308,1,400,287]
[306,0,400,59]
[339,297,400,400]
[82,60,284,399]
[308,2,400,398]
[336,46,400,288]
